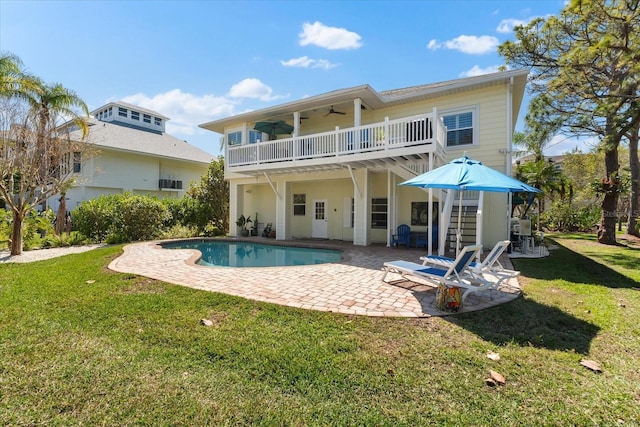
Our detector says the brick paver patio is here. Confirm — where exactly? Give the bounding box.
[108,238,522,317]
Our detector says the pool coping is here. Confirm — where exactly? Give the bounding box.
[158,237,349,267]
[108,238,522,318]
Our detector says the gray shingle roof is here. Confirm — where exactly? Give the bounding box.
[72,118,213,164]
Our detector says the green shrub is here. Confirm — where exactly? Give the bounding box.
[201,222,224,237]
[44,231,88,248]
[163,196,212,231]
[72,195,119,241]
[73,193,170,243]
[118,195,170,241]
[159,224,199,240]
[541,200,601,232]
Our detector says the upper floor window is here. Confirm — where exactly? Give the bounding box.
[131,111,140,121]
[143,114,151,123]
[73,152,81,173]
[443,109,475,147]
[118,107,127,117]
[108,107,113,116]
[227,131,242,146]
[249,130,262,144]
[154,117,162,126]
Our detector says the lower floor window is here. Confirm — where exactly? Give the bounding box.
[371,198,387,228]
[293,194,306,216]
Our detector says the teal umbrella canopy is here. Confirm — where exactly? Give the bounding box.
[400,155,540,254]
[400,156,541,193]
[254,120,294,139]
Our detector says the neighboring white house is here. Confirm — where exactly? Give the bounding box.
[51,101,213,212]
[199,69,528,255]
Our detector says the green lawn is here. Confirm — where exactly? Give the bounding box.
[1,235,639,426]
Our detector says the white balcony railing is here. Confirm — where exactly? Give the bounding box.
[227,112,446,168]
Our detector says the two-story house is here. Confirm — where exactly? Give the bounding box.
[56,101,213,213]
[199,69,528,255]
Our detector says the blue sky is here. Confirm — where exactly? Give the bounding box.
[1,0,582,157]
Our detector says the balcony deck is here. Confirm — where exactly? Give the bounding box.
[227,113,447,175]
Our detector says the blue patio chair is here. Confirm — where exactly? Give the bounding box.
[415,225,438,249]
[391,224,411,248]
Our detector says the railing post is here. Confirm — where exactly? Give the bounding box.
[432,106,439,147]
[335,126,340,156]
[384,117,389,150]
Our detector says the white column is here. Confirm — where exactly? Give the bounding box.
[275,180,289,241]
[353,168,370,246]
[230,182,240,237]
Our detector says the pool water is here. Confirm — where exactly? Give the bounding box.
[163,240,342,267]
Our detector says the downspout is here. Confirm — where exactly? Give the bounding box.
[506,76,514,242]
[506,76,514,176]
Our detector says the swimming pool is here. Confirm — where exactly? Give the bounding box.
[162,240,342,267]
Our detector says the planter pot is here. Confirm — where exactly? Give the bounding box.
[241,230,250,237]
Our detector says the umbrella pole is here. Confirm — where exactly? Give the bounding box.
[456,190,462,256]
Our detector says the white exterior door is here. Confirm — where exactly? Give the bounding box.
[312,199,328,238]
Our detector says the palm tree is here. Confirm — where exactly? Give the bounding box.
[28,80,89,139]
[1,52,90,255]
[0,52,40,99]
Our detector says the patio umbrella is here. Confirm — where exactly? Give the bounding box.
[400,155,541,254]
[253,120,294,140]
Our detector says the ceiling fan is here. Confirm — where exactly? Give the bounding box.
[324,106,346,116]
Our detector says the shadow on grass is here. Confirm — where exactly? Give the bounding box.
[447,296,599,354]
[511,238,640,289]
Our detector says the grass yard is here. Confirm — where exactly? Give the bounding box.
[1,234,639,426]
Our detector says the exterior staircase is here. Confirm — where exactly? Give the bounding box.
[445,204,478,253]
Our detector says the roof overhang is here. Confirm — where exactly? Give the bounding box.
[199,69,529,134]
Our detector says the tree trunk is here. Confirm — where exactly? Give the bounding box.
[55,194,66,235]
[10,212,24,256]
[597,144,619,245]
[627,128,639,237]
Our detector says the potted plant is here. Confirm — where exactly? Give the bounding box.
[235,214,252,237]
[251,212,259,236]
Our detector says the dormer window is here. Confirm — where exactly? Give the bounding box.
[118,107,127,117]
[143,114,151,124]
[108,107,113,116]
[131,111,140,121]
[154,117,162,126]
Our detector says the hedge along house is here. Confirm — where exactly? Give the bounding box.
[54,101,213,213]
[200,69,528,255]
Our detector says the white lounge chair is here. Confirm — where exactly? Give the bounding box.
[420,240,514,274]
[383,245,491,303]
[420,240,520,297]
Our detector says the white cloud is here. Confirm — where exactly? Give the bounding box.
[280,56,338,69]
[121,89,235,137]
[427,35,499,55]
[496,18,529,33]
[227,78,286,101]
[299,21,362,50]
[459,64,507,77]
[117,80,287,148]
